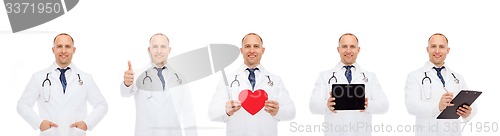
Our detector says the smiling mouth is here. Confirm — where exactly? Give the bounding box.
[59,55,68,59]
[433,54,441,58]
[344,54,353,58]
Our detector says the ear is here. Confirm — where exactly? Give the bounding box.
[52,47,55,54]
[148,47,151,54]
[357,46,361,53]
[73,47,76,53]
[261,47,265,54]
[337,46,340,53]
[446,47,450,54]
[426,47,430,53]
[240,47,243,54]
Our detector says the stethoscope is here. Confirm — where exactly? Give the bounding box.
[41,72,83,103]
[230,75,274,88]
[328,72,368,84]
[142,70,183,99]
[421,71,460,100]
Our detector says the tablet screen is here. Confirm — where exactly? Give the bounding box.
[331,84,365,110]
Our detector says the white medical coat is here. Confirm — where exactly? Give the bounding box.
[310,62,389,136]
[121,64,197,136]
[17,63,108,136]
[208,64,296,136]
[405,62,477,136]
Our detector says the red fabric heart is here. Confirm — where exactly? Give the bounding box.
[238,89,268,115]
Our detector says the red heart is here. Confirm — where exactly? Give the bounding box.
[238,89,268,115]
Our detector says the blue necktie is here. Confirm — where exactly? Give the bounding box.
[57,67,70,93]
[155,67,166,90]
[344,66,353,84]
[247,68,259,90]
[434,67,446,87]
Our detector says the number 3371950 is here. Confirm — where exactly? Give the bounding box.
[5,3,62,14]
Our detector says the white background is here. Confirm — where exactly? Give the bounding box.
[0,0,499,135]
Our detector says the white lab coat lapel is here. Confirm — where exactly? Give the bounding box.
[350,63,364,84]
[46,64,67,106]
[146,67,170,106]
[443,65,462,93]
[254,66,275,99]
[330,63,348,84]
[229,66,251,100]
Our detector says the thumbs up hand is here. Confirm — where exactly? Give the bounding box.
[124,61,134,87]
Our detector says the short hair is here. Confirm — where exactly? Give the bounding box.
[428,33,448,44]
[338,33,359,44]
[53,33,74,44]
[149,33,170,44]
[241,33,263,45]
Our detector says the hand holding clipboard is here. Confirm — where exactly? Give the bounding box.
[437,90,482,119]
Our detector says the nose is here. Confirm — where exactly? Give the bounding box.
[61,46,67,53]
[346,46,352,54]
[249,46,256,53]
[433,47,439,54]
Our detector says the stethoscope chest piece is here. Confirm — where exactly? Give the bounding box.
[77,74,83,85]
[265,75,274,86]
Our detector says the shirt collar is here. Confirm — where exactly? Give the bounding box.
[333,62,361,72]
[50,62,76,72]
[238,64,263,72]
[423,61,448,72]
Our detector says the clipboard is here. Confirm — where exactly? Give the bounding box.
[437,90,482,119]
[331,84,365,110]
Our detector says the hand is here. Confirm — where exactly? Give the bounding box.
[360,97,369,112]
[457,105,472,118]
[265,100,280,116]
[327,97,336,113]
[40,120,58,131]
[439,92,454,111]
[70,121,88,131]
[225,100,241,116]
[124,61,134,87]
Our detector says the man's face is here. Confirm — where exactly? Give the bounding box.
[148,35,171,67]
[427,35,449,67]
[52,35,75,68]
[337,35,360,66]
[241,35,265,68]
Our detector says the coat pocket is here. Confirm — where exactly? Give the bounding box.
[71,127,87,136]
[39,127,55,136]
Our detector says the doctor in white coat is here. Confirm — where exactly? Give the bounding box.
[405,33,477,136]
[17,33,108,136]
[310,33,389,136]
[121,33,197,136]
[208,33,296,136]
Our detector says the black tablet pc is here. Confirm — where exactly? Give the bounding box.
[437,90,482,119]
[331,84,365,110]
